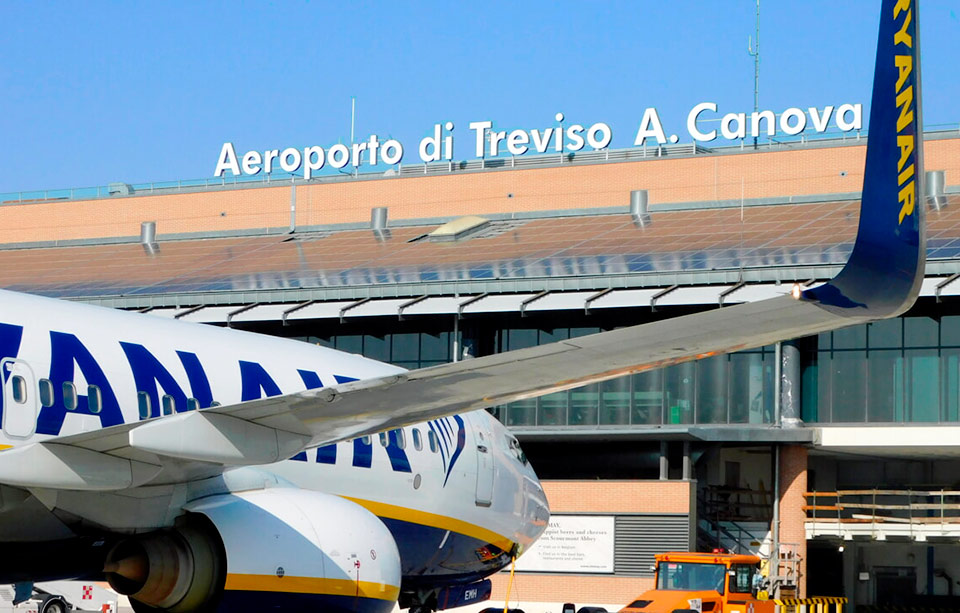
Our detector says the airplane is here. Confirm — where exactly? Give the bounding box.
[0,1,924,612]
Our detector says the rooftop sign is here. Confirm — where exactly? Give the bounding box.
[214,103,862,180]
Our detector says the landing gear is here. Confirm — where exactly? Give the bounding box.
[400,589,438,613]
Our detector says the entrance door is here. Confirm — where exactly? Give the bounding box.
[473,422,494,507]
[2,358,38,439]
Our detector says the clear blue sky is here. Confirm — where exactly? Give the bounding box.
[1,1,957,193]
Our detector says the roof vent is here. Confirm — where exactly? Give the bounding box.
[630,190,651,227]
[371,206,391,241]
[140,221,159,255]
[927,170,946,211]
[109,182,134,196]
[427,215,491,242]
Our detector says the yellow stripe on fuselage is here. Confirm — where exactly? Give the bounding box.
[224,573,400,602]
[0,445,12,451]
[342,496,516,553]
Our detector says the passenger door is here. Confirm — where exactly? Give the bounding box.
[2,358,38,439]
[473,421,495,507]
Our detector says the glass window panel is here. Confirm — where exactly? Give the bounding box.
[87,385,102,414]
[336,335,363,355]
[537,392,567,426]
[762,354,776,423]
[11,376,25,404]
[569,383,599,425]
[833,325,867,350]
[868,318,902,349]
[539,327,570,344]
[830,351,866,422]
[632,371,663,425]
[905,317,939,348]
[420,332,450,362]
[906,349,940,422]
[394,429,406,449]
[162,395,175,416]
[38,379,54,408]
[943,349,960,422]
[730,353,765,424]
[63,382,77,411]
[867,350,903,422]
[137,391,151,419]
[379,432,388,447]
[800,352,821,422]
[391,333,420,363]
[664,362,695,424]
[363,335,390,362]
[507,329,538,351]
[412,428,422,451]
[817,332,832,351]
[428,430,438,453]
[506,400,537,426]
[569,327,601,339]
[600,377,631,425]
[696,355,728,424]
[941,317,960,346]
[187,398,200,412]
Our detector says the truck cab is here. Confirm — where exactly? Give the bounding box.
[620,552,774,613]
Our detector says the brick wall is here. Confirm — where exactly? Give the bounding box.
[779,445,809,597]
[2,138,956,245]
[485,480,694,608]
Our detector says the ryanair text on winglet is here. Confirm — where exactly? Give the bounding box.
[894,0,917,224]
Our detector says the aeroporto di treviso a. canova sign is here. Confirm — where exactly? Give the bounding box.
[214,102,863,180]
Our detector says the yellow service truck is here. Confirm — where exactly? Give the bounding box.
[619,552,774,613]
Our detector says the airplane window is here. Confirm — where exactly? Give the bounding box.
[412,428,422,451]
[394,429,406,449]
[210,401,221,408]
[186,398,200,412]
[361,435,371,446]
[428,430,438,453]
[162,394,175,416]
[63,382,77,411]
[137,392,151,420]
[379,432,388,447]
[38,379,54,408]
[11,376,26,404]
[87,385,102,414]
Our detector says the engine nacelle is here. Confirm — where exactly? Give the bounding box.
[105,488,401,613]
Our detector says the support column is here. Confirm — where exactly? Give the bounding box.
[659,441,669,480]
[779,444,808,597]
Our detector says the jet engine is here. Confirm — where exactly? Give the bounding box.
[104,488,401,613]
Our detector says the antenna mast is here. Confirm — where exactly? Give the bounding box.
[748,0,760,149]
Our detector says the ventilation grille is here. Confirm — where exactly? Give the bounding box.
[614,515,690,577]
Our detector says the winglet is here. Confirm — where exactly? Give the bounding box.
[803,0,925,317]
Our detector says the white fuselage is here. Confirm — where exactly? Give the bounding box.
[0,288,548,586]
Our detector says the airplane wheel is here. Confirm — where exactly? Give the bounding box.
[40,598,68,613]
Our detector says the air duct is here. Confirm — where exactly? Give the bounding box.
[141,221,159,255]
[927,170,946,211]
[630,190,651,227]
[371,207,391,240]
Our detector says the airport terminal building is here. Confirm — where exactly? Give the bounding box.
[2,131,959,611]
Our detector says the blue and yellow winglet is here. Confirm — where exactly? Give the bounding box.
[803,0,925,316]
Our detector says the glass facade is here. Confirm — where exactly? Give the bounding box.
[282,308,960,429]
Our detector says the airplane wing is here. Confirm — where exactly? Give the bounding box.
[0,1,927,490]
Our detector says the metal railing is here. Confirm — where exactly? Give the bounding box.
[806,489,960,526]
[3,124,957,206]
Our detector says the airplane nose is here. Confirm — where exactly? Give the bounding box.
[523,475,550,542]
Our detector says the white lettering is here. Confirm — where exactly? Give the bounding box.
[721,112,746,140]
[419,124,442,163]
[367,135,380,165]
[507,129,530,156]
[303,146,325,179]
[488,130,506,156]
[328,144,350,169]
[214,142,240,177]
[566,124,585,151]
[687,102,718,142]
[808,106,834,132]
[530,128,552,153]
[351,142,367,167]
[279,147,302,173]
[264,150,279,174]
[779,107,807,135]
[469,121,492,157]
[241,150,262,175]
[381,139,403,165]
[633,108,667,145]
[750,110,776,137]
[554,112,564,151]
[836,103,862,131]
[586,123,612,149]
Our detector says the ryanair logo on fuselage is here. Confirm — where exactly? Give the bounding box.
[894,0,916,224]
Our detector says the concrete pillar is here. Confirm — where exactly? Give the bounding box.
[779,444,808,597]
[659,441,669,480]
